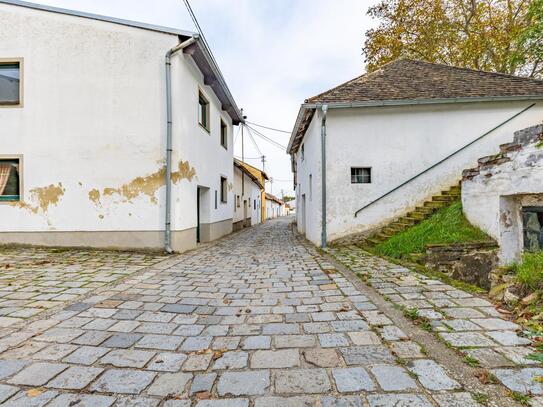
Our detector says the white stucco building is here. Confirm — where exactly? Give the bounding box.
[233,159,265,231]
[266,193,286,219]
[0,0,243,252]
[463,124,543,265]
[288,60,543,247]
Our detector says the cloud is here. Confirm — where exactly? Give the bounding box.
[30,0,380,196]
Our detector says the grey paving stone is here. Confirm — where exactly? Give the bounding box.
[486,331,531,346]
[275,369,331,394]
[439,332,497,347]
[180,336,212,352]
[321,396,364,407]
[473,318,520,331]
[347,331,381,346]
[174,324,205,336]
[147,372,192,397]
[0,384,18,403]
[465,348,515,368]
[242,335,271,350]
[147,352,188,372]
[432,392,480,407]
[100,349,155,368]
[251,349,299,368]
[408,359,460,390]
[196,400,249,407]
[319,333,349,347]
[0,360,29,380]
[101,333,142,348]
[47,366,104,389]
[32,343,78,361]
[3,390,59,407]
[115,396,161,406]
[367,394,433,407]
[136,334,184,350]
[90,369,156,394]
[492,368,543,395]
[40,395,108,407]
[63,346,109,365]
[371,365,418,391]
[183,354,212,371]
[330,320,369,332]
[163,401,191,407]
[161,304,197,314]
[217,370,270,396]
[190,373,217,395]
[340,346,395,365]
[442,308,485,319]
[212,351,248,369]
[379,325,408,341]
[35,327,84,343]
[275,335,316,348]
[7,362,68,386]
[442,319,482,331]
[255,396,316,407]
[72,330,112,346]
[262,323,300,335]
[332,367,374,392]
[303,322,331,334]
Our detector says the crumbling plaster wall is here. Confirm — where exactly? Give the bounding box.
[0,3,234,250]
[462,124,543,264]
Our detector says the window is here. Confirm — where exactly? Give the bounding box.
[220,177,227,203]
[351,167,371,184]
[198,91,210,131]
[301,144,305,161]
[220,120,228,149]
[254,200,256,210]
[309,174,312,201]
[0,60,22,106]
[0,158,21,201]
[215,190,218,209]
[523,206,543,252]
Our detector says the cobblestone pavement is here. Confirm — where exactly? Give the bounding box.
[0,247,167,327]
[0,219,522,406]
[329,246,543,402]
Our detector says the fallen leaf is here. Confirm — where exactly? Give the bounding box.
[27,388,45,398]
[195,391,211,400]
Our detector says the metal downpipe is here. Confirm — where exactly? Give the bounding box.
[164,36,198,254]
[321,104,328,248]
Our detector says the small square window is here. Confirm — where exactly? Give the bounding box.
[0,61,21,106]
[198,91,210,131]
[220,120,228,149]
[351,167,371,184]
[220,177,227,203]
[301,144,305,161]
[0,158,21,201]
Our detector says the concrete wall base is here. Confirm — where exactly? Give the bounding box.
[199,218,233,243]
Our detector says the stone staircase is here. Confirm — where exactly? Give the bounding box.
[364,184,461,246]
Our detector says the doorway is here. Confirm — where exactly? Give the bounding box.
[196,187,210,243]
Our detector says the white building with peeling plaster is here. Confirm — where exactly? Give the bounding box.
[0,0,243,252]
[289,60,543,247]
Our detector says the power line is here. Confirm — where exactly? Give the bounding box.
[244,125,263,156]
[247,121,291,134]
[182,0,220,71]
[246,124,287,151]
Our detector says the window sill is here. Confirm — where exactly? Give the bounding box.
[0,195,20,203]
[199,123,210,134]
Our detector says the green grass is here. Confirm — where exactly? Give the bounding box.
[513,251,543,291]
[374,201,490,259]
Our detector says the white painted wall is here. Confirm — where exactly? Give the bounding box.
[295,109,323,243]
[0,3,235,250]
[233,166,261,226]
[295,101,543,245]
[463,129,543,264]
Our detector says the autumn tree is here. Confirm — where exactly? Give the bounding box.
[363,0,543,78]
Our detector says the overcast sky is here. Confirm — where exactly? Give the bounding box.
[33,0,379,198]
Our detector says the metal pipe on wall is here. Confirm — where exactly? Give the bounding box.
[321,104,328,248]
[164,35,198,253]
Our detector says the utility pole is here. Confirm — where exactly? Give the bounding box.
[240,108,245,196]
[270,177,273,194]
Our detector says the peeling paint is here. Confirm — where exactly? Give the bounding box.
[90,161,196,205]
[13,183,66,214]
[98,214,104,219]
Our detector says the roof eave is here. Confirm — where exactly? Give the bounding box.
[289,94,543,154]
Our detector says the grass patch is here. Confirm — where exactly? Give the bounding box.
[374,201,489,259]
[512,251,543,291]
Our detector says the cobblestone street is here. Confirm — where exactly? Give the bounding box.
[0,218,536,406]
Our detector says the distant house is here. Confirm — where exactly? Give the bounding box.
[233,159,267,231]
[266,193,286,219]
[288,59,543,247]
[0,0,243,252]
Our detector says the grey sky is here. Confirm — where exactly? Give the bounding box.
[32,0,379,197]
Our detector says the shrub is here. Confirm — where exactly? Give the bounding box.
[514,252,543,291]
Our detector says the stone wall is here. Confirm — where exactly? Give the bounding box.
[425,242,499,289]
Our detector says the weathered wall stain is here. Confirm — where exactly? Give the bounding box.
[12,183,66,214]
[90,161,196,205]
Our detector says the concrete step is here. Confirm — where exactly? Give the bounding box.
[433,195,457,202]
[424,201,448,209]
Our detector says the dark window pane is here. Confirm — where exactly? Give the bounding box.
[523,207,543,252]
[351,167,371,184]
[0,63,20,104]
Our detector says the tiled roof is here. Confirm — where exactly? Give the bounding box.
[288,59,543,154]
[307,59,543,104]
